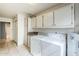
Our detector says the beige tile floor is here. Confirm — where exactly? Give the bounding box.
[0,41,32,56]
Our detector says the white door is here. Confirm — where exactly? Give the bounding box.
[54,4,74,28]
[31,17,36,28]
[36,15,43,28]
[43,11,54,28]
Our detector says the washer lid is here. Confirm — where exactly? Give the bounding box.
[40,38,65,46]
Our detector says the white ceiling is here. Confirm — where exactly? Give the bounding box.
[0,3,58,18]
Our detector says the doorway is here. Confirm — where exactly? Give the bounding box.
[0,22,11,43]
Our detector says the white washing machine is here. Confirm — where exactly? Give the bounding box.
[30,33,66,56]
[42,33,66,56]
[40,38,66,56]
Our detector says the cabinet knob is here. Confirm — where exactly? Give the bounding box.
[53,24,56,26]
[71,6,73,10]
[52,24,56,26]
[71,22,73,24]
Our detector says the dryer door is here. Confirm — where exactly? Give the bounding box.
[75,40,79,56]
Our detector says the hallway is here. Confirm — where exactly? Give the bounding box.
[0,41,31,56]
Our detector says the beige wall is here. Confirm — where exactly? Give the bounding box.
[12,18,18,43]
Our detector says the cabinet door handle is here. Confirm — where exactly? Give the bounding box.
[42,16,44,27]
[71,5,74,25]
[53,12,56,26]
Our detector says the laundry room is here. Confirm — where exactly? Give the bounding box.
[27,3,79,56]
[0,3,79,56]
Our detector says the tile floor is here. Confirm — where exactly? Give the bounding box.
[0,41,32,56]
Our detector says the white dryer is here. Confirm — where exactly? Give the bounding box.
[67,33,79,56]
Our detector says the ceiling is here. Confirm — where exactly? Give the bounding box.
[0,3,58,18]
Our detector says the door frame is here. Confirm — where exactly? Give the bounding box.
[0,17,13,41]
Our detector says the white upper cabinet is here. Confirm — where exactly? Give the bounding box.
[28,17,33,32]
[31,4,74,29]
[43,11,54,28]
[36,15,43,28]
[31,17,37,28]
[54,4,74,28]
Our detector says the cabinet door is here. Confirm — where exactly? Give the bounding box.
[31,17,36,28]
[43,11,54,28]
[28,17,33,32]
[36,15,43,28]
[54,4,74,28]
